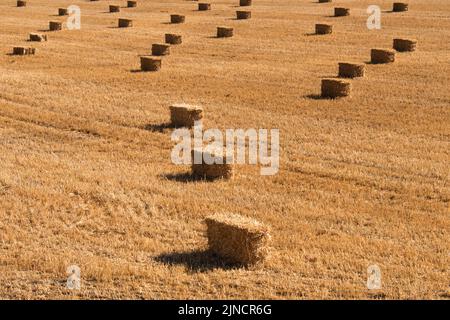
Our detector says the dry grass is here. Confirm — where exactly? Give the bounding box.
[0,0,449,300]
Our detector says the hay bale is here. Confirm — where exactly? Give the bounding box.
[118,18,133,28]
[371,48,396,64]
[321,79,351,98]
[316,23,332,35]
[29,33,47,42]
[318,0,331,3]
[165,33,182,45]
[13,46,35,55]
[17,0,26,7]
[205,213,270,266]
[170,14,185,24]
[140,56,161,72]
[127,0,137,7]
[49,21,62,31]
[191,149,233,180]
[58,8,68,16]
[239,0,252,6]
[393,38,417,52]
[109,5,120,13]
[393,2,408,12]
[170,104,203,128]
[198,3,211,11]
[217,26,233,38]
[152,43,170,56]
[338,62,365,78]
[236,11,251,19]
[334,7,350,16]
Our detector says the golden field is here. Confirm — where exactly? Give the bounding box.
[0,0,449,299]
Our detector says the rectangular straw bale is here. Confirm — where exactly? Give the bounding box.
[118,18,133,28]
[170,104,203,128]
[13,46,35,55]
[205,213,270,265]
[29,33,47,42]
[191,148,233,180]
[165,33,182,45]
[49,21,62,31]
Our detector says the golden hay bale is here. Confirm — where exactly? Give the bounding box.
[393,38,417,52]
[321,79,351,98]
[217,26,234,38]
[338,62,365,78]
[198,3,211,11]
[29,33,47,42]
[316,23,332,35]
[127,0,137,8]
[371,48,396,64]
[152,43,170,56]
[49,21,62,31]
[334,7,350,16]
[17,0,26,7]
[140,56,161,72]
[169,104,203,128]
[170,14,185,24]
[165,33,182,45]
[109,5,120,13]
[393,2,408,12]
[239,0,252,6]
[236,11,251,19]
[191,148,234,179]
[205,213,270,266]
[118,18,133,28]
[13,46,35,55]
[58,8,68,16]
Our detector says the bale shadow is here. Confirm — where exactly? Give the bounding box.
[154,249,241,273]
[365,60,388,65]
[130,68,159,73]
[306,94,329,100]
[142,122,174,133]
[161,172,206,183]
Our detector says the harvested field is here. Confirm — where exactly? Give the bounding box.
[0,0,449,300]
